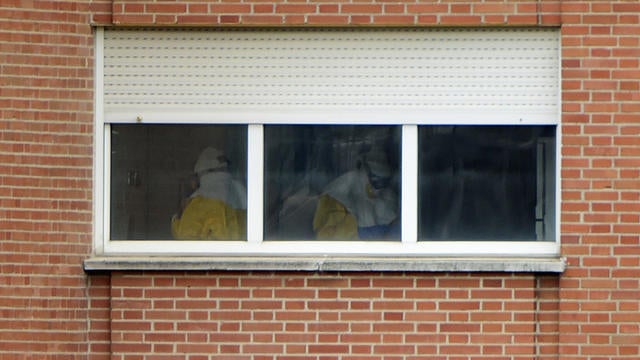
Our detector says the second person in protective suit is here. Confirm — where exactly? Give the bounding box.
[171,147,247,240]
[313,146,399,240]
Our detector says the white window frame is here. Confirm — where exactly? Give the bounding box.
[92,27,562,260]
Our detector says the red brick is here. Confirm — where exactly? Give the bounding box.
[372,15,415,24]
[407,4,448,13]
[241,15,284,24]
[177,15,219,25]
[305,14,349,23]
[253,4,274,13]
[307,344,349,354]
[211,4,252,13]
[474,3,515,14]
[276,4,317,13]
[113,14,154,24]
[342,4,382,13]
[613,3,640,12]
[145,3,187,13]
[188,4,208,13]
[350,15,372,24]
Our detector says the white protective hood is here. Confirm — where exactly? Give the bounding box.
[191,172,247,210]
[323,170,397,228]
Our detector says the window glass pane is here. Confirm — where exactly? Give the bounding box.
[419,125,556,241]
[110,124,247,241]
[265,125,401,241]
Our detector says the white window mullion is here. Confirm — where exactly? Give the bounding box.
[247,124,264,244]
[401,125,418,244]
[102,126,111,247]
[94,27,106,254]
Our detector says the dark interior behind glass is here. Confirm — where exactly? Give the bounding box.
[264,125,401,241]
[419,125,556,241]
[109,124,247,240]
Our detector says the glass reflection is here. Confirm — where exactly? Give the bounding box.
[110,124,247,240]
[418,125,556,241]
[265,125,401,241]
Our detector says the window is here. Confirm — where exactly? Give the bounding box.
[264,125,401,241]
[109,124,247,241]
[419,125,556,242]
[95,27,560,258]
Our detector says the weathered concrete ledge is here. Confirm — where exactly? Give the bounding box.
[84,256,566,273]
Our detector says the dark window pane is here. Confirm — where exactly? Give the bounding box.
[265,125,401,241]
[419,125,555,241]
[110,124,247,240]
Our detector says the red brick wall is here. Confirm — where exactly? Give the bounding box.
[0,0,95,358]
[560,1,640,358]
[0,1,638,359]
[106,272,560,360]
[108,0,561,26]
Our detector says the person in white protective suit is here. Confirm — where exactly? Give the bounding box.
[171,147,247,240]
[313,146,399,240]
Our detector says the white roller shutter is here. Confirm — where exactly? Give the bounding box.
[101,28,559,124]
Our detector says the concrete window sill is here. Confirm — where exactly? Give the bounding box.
[83,256,566,273]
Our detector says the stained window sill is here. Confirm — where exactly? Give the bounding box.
[83,256,566,273]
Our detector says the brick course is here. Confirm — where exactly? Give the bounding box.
[1,0,639,359]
